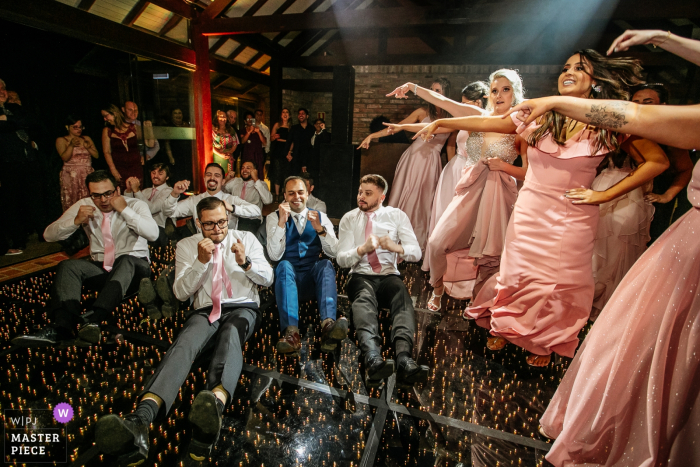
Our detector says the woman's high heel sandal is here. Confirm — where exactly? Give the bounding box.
[427,290,443,312]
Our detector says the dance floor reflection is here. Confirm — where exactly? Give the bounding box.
[0,246,571,466]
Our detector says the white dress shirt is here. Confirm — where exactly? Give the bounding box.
[173,230,273,309]
[223,177,273,218]
[306,194,327,214]
[266,207,338,261]
[258,123,270,153]
[311,129,323,147]
[44,197,159,262]
[130,118,160,161]
[163,190,261,231]
[126,184,174,228]
[337,205,421,275]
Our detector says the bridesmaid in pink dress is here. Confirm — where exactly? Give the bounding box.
[504,29,700,467]
[387,72,528,309]
[358,78,452,249]
[416,50,668,366]
[55,116,97,210]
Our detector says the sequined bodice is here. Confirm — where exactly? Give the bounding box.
[464,132,518,167]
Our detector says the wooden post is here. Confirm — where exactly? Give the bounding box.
[191,21,213,193]
[269,57,282,128]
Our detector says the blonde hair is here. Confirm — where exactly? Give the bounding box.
[486,69,525,112]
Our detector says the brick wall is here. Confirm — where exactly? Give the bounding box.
[281,68,334,130]
[351,64,561,144]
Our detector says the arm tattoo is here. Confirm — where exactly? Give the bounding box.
[585,102,629,130]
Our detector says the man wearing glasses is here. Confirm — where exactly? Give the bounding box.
[12,170,159,346]
[94,197,272,463]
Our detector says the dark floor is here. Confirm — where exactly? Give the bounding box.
[0,244,571,466]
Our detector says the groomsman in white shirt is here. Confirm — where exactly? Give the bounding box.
[301,174,327,214]
[12,170,159,346]
[163,162,260,232]
[223,160,273,233]
[337,174,429,387]
[124,163,178,246]
[94,197,273,464]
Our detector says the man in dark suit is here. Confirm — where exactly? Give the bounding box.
[307,118,332,180]
[284,108,315,176]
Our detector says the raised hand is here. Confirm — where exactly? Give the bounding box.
[224,170,236,183]
[378,235,403,254]
[505,98,555,126]
[74,205,96,225]
[197,238,216,264]
[70,137,82,147]
[278,202,291,226]
[109,191,128,212]
[608,30,664,55]
[126,177,140,193]
[250,168,259,182]
[382,122,403,135]
[565,188,606,205]
[413,121,440,142]
[359,234,379,256]
[223,199,234,213]
[171,180,190,196]
[286,153,293,162]
[357,135,374,150]
[308,210,323,232]
[231,238,246,266]
[386,82,413,99]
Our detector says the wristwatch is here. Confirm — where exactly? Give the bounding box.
[316,226,327,236]
[240,256,252,270]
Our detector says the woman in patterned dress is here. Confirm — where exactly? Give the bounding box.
[212,110,237,175]
[55,116,97,210]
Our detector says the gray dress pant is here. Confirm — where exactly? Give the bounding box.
[140,304,260,414]
[346,274,416,357]
[51,255,150,330]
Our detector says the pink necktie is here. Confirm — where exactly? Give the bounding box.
[209,243,234,323]
[240,181,247,200]
[364,212,382,273]
[101,212,115,271]
[148,186,157,201]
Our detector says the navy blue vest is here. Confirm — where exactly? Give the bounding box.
[282,210,323,271]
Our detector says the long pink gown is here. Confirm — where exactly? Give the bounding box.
[465,114,616,358]
[425,132,519,300]
[541,160,700,467]
[422,130,468,271]
[590,156,654,318]
[387,117,449,249]
[60,144,94,211]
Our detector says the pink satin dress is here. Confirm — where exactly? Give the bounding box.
[387,117,449,249]
[590,156,654,318]
[425,132,519,299]
[541,159,700,467]
[465,114,615,358]
[60,144,94,211]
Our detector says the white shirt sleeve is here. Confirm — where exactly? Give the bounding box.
[44,200,82,242]
[336,213,362,269]
[396,210,422,262]
[120,200,160,242]
[255,180,274,205]
[173,238,210,302]
[223,178,240,196]
[261,124,271,153]
[146,139,160,160]
[229,195,261,219]
[234,231,274,287]
[266,212,286,261]
[319,212,338,258]
[164,193,194,219]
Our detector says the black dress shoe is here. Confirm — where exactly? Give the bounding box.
[364,353,395,388]
[396,357,429,386]
[156,270,178,318]
[188,391,223,461]
[320,317,349,352]
[11,327,67,347]
[78,323,102,344]
[138,278,161,319]
[95,414,149,465]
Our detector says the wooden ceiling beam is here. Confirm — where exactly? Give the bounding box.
[243,0,270,17]
[76,0,97,11]
[159,14,184,36]
[122,0,150,27]
[148,0,197,19]
[201,0,238,20]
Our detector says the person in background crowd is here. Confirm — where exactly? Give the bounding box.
[0,78,33,255]
[267,176,344,354]
[270,108,292,201]
[56,115,98,211]
[284,108,315,177]
[125,163,178,247]
[630,84,694,243]
[337,174,428,387]
[101,104,144,192]
[255,108,271,156]
[307,118,331,180]
[240,111,266,179]
[300,173,327,214]
[122,101,159,165]
[212,110,237,175]
[164,108,193,183]
[94,197,272,464]
[12,170,158,346]
[7,91,21,105]
[223,161,273,234]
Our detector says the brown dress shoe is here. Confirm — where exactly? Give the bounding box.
[276,327,301,354]
[320,317,349,352]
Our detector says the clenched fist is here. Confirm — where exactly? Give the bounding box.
[358,234,379,256]
[171,180,190,197]
[278,202,291,226]
[197,238,216,264]
[231,238,247,267]
[308,210,323,233]
[74,205,96,225]
[378,235,403,254]
[109,193,128,212]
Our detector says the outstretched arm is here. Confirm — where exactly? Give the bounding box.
[508,96,700,150]
[608,30,700,66]
[414,114,518,142]
[387,82,485,118]
[358,107,428,149]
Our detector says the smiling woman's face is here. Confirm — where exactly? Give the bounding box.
[558,53,595,98]
[489,77,514,115]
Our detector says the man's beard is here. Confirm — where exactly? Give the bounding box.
[358,199,379,212]
[241,175,251,181]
